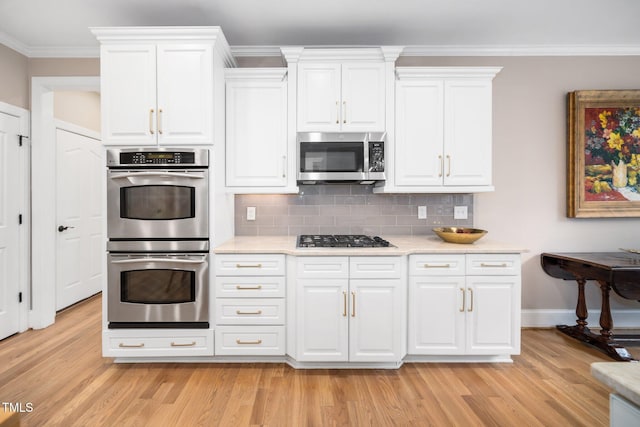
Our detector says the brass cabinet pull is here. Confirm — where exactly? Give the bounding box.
[459,288,466,312]
[342,291,347,317]
[149,109,155,134]
[480,263,508,268]
[236,310,263,315]
[343,100,347,123]
[336,101,340,124]
[438,155,443,177]
[171,341,196,347]
[236,285,262,290]
[351,291,356,317]
[158,108,163,134]
[423,263,451,268]
[236,339,262,345]
[119,343,144,348]
[236,263,262,268]
[468,288,474,312]
[446,155,451,177]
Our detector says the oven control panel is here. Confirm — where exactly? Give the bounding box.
[107,149,209,168]
[120,151,195,165]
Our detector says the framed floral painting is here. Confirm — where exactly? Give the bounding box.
[567,90,640,217]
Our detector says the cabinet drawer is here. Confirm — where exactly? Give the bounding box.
[350,257,403,279]
[409,254,466,276]
[215,298,285,325]
[466,254,521,276]
[215,326,285,355]
[296,256,349,279]
[215,254,285,276]
[215,276,285,298]
[103,330,214,357]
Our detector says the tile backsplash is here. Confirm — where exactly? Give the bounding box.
[235,185,473,236]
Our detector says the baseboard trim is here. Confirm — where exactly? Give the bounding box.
[522,309,640,328]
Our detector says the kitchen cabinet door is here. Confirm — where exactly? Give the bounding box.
[395,80,444,186]
[297,63,341,131]
[341,63,385,131]
[443,80,493,186]
[349,278,405,362]
[100,44,157,146]
[408,276,466,355]
[156,44,214,145]
[225,72,289,189]
[465,275,521,355]
[296,278,349,362]
[100,43,214,146]
[297,63,385,132]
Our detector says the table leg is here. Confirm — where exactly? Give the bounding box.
[575,277,588,330]
[597,280,613,338]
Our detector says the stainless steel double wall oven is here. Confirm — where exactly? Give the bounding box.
[106,148,210,329]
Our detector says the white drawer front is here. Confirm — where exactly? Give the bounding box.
[410,254,466,276]
[215,326,285,355]
[350,256,403,279]
[215,298,285,325]
[296,256,349,279]
[104,330,214,357]
[215,276,285,298]
[466,254,521,276]
[215,254,285,276]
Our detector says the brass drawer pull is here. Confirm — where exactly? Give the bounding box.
[480,263,508,268]
[149,109,155,134]
[236,285,263,290]
[236,263,262,268]
[423,263,451,268]
[468,289,474,312]
[351,291,356,317]
[343,291,347,317]
[158,108,163,134]
[236,339,262,345]
[236,310,263,315]
[119,343,144,348]
[171,341,196,347]
[460,288,466,312]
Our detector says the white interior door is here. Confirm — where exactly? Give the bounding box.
[0,112,21,339]
[55,122,103,310]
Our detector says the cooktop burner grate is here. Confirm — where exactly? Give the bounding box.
[297,234,393,248]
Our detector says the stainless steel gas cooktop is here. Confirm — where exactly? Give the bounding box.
[297,234,393,248]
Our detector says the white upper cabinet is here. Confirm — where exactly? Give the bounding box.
[225,68,295,192]
[93,27,234,146]
[284,47,402,134]
[297,62,385,132]
[383,67,501,193]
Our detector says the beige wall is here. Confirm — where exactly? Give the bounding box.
[0,44,29,109]
[397,56,640,311]
[54,91,101,132]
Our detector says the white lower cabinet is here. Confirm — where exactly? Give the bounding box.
[294,256,406,363]
[408,254,521,356]
[214,254,286,355]
[103,329,214,358]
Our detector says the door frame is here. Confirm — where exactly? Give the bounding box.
[0,101,30,334]
[31,76,100,329]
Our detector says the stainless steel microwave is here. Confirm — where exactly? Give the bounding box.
[297,132,386,184]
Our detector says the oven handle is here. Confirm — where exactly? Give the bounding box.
[109,171,206,180]
[111,258,207,265]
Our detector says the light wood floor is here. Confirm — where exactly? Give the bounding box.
[0,294,623,426]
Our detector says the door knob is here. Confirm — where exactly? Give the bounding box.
[58,225,75,232]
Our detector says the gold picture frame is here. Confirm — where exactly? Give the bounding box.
[567,90,640,217]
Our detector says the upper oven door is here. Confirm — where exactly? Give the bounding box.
[298,133,367,181]
[107,169,208,240]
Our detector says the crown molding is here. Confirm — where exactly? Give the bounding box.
[401,44,640,57]
[0,31,31,57]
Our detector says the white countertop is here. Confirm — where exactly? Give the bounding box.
[214,235,527,256]
[592,362,640,406]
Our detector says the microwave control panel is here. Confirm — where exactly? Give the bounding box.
[119,151,195,165]
[369,142,385,172]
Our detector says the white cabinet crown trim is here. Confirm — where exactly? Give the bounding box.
[282,46,403,63]
[396,66,503,80]
[225,68,287,81]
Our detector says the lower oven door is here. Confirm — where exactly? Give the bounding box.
[107,253,209,328]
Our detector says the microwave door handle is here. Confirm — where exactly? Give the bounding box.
[111,258,206,265]
[109,171,205,180]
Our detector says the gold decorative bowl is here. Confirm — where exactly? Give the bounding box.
[433,227,487,244]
